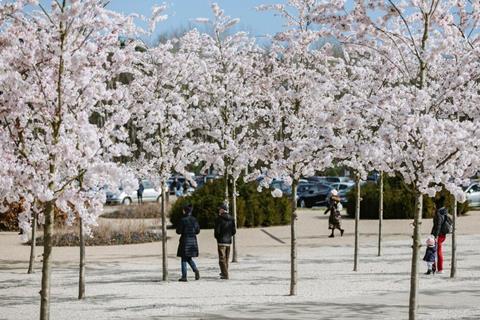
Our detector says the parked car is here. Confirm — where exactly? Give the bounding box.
[465,182,480,207]
[367,171,380,183]
[296,183,332,208]
[305,176,353,185]
[269,178,309,197]
[105,180,161,205]
[330,182,355,204]
[270,179,292,196]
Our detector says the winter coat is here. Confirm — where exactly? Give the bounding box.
[423,245,437,263]
[431,207,447,237]
[176,214,200,258]
[214,213,236,245]
[324,201,342,229]
[137,183,144,196]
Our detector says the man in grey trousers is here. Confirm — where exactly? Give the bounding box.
[214,203,236,279]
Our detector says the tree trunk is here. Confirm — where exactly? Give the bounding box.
[78,218,85,299]
[408,192,423,320]
[28,212,37,274]
[378,172,383,257]
[161,181,168,281]
[290,180,298,296]
[354,176,361,271]
[224,172,229,210]
[40,201,54,320]
[450,201,457,278]
[41,5,65,317]
[231,178,238,263]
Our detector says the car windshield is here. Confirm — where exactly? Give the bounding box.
[142,180,153,189]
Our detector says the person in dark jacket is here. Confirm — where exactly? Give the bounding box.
[137,181,144,204]
[214,203,236,279]
[431,196,447,274]
[423,235,437,275]
[176,204,200,281]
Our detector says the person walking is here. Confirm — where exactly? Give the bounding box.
[431,196,449,274]
[214,203,236,280]
[176,204,200,282]
[324,189,344,238]
[137,181,144,204]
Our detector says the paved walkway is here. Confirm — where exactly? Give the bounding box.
[1,209,479,319]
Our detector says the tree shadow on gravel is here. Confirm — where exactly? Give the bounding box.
[148,301,409,320]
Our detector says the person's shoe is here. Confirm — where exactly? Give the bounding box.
[340,229,344,237]
[328,234,334,238]
[425,270,432,275]
[436,270,444,274]
[195,270,200,280]
[178,278,187,282]
[220,276,229,280]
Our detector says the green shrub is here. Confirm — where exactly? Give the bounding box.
[346,176,469,219]
[170,179,292,228]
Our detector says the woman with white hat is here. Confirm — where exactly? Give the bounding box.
[324,189,344,238]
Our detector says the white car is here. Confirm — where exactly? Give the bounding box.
[105,180,161,205]
[465,183,480,207]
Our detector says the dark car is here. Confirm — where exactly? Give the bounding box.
[297,182,316,195]
[305,176,353,185]
[297,183,332,208]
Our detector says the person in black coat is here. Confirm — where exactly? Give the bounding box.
[176,204,200,281]
[214,203,236,279]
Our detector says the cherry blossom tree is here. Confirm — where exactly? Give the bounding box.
[257,0,346,296]
[126,28,201,281]
[0,1,137,318]
[312,1,480,318]
[185,3,264,263]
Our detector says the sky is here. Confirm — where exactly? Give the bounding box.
[106,0,286,43]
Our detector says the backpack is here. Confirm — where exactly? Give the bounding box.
[441,215,453,235]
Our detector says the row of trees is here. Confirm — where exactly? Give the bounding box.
[1,1,479,320]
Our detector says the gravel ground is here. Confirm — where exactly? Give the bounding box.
[1,209,479,320]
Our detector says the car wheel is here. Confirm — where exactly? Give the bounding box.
[122,197,132,205]
[300,199,306,208]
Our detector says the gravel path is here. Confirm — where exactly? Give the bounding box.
[1,209,479,320]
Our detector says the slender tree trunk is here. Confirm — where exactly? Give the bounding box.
[290,179,298,296]
[354,176,361,271]
[161,180,168,281]
[450,201,457,278]
[378,172,384,257]
[409,193,423,320]
[231,178,238,263]
[224,172,229,210]
[41,4,65,317]
[28,212,37,274]
[78,218,85,299]
[40,201,54,320]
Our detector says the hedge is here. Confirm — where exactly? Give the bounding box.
[346,176,469,219]
[0,201,68,231]
[170,179,292,229]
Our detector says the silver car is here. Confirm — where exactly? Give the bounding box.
[465,183,480,207]
[105,180,161,205]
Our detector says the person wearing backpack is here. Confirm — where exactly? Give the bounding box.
[431,196,451,274]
